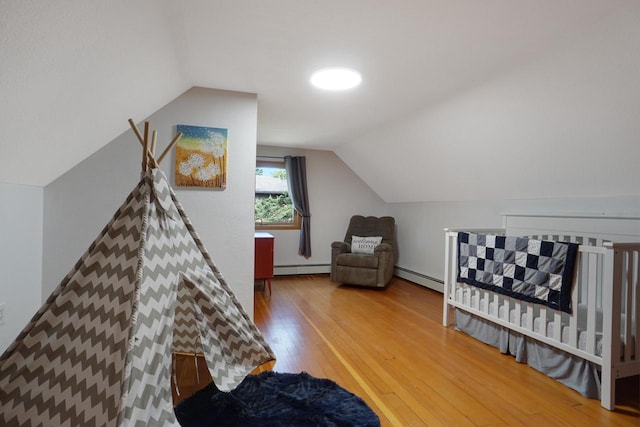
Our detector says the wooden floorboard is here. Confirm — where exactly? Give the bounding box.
[254,274,639,427]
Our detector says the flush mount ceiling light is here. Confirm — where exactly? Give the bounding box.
[310,67,362,91]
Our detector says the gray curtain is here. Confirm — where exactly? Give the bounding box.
[284,156,311,258]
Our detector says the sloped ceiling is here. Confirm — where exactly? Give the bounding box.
[1,0,638,202]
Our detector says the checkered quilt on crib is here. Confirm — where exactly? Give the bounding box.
[457,232,579,314]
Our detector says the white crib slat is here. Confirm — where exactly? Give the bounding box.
[634,250,640,362]
[514,302,522,327]
[610,247,623,370]
[569,303,578,349]
[539,307,547,337]
[623,250,633,362]
[443,232,453,326]
[601,244,615,410]
[526,303,534,332]
[568,250,579,348]
[568,307,578,348]
[553,311,562,342]
[586,252,598,354]
[473,288,479,310]
[483,290,490,314]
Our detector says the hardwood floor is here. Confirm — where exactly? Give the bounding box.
[254,275,639,427]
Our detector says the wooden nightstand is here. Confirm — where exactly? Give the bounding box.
[254,232,274,294]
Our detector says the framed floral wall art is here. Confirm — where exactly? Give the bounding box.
[175,124,228,188]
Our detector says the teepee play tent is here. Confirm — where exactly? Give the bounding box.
[0,121,275,426]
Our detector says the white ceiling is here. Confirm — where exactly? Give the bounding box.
[181,0,631,148]
[1,0,637,196]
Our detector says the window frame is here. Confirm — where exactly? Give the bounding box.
[255,159,301,231]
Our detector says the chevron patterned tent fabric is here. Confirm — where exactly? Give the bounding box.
[0,168,275,427]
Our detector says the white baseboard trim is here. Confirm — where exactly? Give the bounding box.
[274,264,331,276]
[273,264,443,293]
[394,267,444,293]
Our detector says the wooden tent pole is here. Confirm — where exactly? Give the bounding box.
[128,118,158,169]
[128,118,145,145]
[151,130,157,158]
[157,132,182,165]
[148,153,158,168]
[142,122,149,172]
[128,118,179,168]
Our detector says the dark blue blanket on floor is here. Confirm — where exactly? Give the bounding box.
[174,371,381,427]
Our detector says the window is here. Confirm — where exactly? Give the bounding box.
[255,160,301,230]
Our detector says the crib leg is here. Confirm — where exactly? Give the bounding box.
[443,298,450,326]
[600,369,615,410]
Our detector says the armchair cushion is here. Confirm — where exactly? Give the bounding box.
[336,253,379,269]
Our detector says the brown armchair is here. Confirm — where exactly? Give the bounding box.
[330,215,397,288]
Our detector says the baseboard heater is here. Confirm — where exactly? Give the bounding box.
[393,266,443,293]
[273,264,443,293]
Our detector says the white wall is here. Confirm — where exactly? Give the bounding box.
[256,146,386,273]
[336,2,640,203]
[0,0,189,187]
[0,183,43,352]
[389,195,640,291]
[43,87,258,316]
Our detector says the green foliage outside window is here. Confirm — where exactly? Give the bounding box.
[255,161,296,226]
[272,169,287,180]
[255,193,295,224]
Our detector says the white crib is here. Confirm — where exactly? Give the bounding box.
[443,214,639,410]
